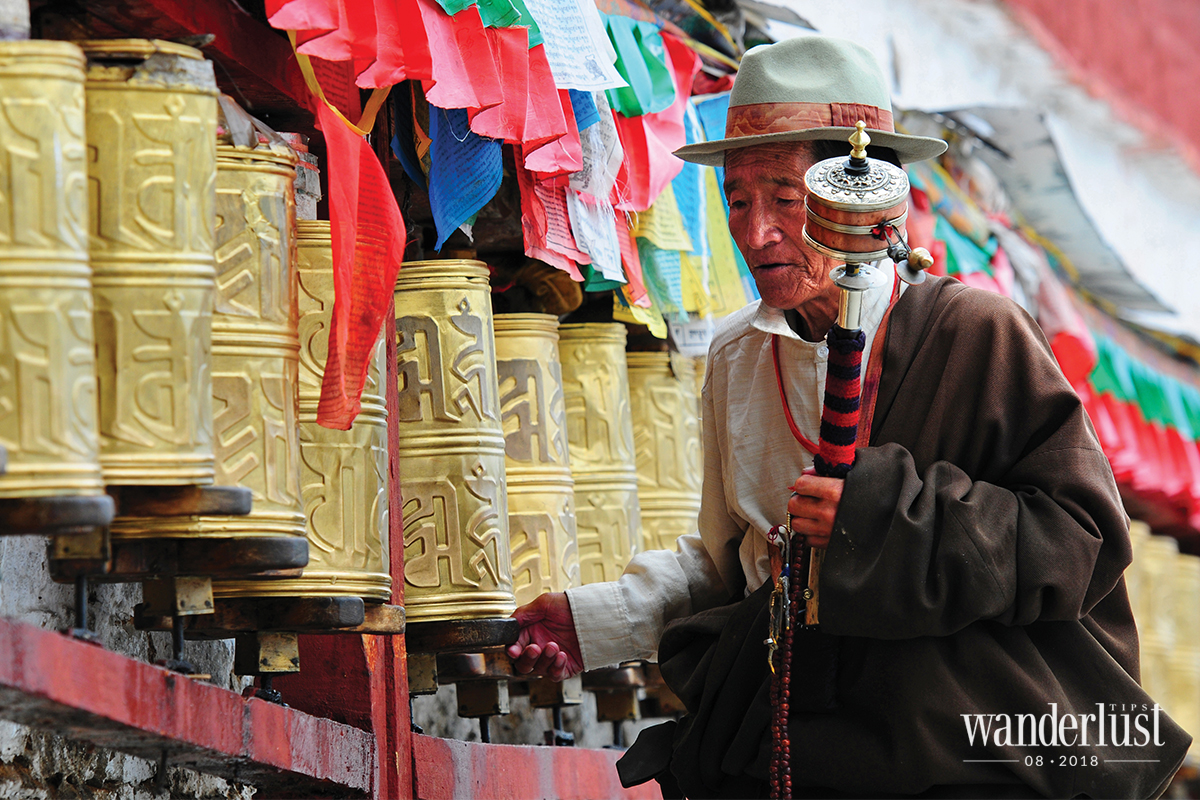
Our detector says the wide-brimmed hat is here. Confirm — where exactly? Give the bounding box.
[675,36,946,166]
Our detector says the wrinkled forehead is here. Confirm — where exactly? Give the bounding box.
[723,142,818,195]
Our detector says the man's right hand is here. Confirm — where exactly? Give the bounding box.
[506,592,584,682]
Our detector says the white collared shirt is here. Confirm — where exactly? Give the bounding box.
[566,277,898,670]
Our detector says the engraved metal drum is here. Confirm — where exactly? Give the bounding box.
[803,151,909,263]
[558,323,641,585]
[81,39,218,485]
[627,352,701,553]
[1135,534,1179,707]
[494,314,580,606]
[216,221,390,600]
[110,144,303,544]
[0,42,104,498]
[394,261,514,621]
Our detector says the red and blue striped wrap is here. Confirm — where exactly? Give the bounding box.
[813,324,866,478]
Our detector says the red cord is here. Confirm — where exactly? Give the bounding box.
[771,335,819,456]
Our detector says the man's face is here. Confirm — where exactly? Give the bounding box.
[724,142,839,311]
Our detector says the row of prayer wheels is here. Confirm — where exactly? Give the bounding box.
[1126,522,1200,756]
[0,40,389,629]
[394,260,705,625]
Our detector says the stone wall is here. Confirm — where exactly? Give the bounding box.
[0,536,254,799]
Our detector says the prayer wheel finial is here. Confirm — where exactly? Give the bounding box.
[849,120,870,160]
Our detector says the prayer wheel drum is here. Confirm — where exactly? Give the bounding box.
[626,352,702,553]
[802,126,911,264]
[81,39,219,485]
[394,261,515,622]
[1169,554,1200,755]
[493,314,580,606]
[558,323,642,584]
[109,144,304,545]
[214,221,391,600]
[0,42,105,499]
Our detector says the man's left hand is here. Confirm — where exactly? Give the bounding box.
[788,469,844,549]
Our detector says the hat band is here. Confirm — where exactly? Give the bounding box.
[725,102,894,140]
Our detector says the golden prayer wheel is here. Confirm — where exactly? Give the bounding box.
[493,314,580,606]
[215,222,391,600]
[81,39,218,485]
[394,261,514,621]
[0,42,104,499]
[1134,533,1180,705]
[626,352,702,553]
[110,143,303,545]
[1169,554,1200,753]
[558,323,642,584]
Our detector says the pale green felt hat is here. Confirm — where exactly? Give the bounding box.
[675,35,947,166]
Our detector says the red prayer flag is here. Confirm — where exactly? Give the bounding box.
[617,220,650,307]
[315,103,408,429]
[357,0,432,87]
[468,25,532,142]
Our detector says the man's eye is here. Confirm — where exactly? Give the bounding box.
[777,197,799,206]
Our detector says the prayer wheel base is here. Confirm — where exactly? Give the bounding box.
[593,689,642,723]
[235,632,301,676]
[133,599,405,637]
[581,665,646,691]
[456,680,511,718]
[0,495,114,535]
[109,486,253,518]
[641,664,685,717]
[529,675,584,708]
[404,618,521,655]
[133,596,366,640]
[407,653,439,696]
[49,535,309,582]
[436,652,518,683]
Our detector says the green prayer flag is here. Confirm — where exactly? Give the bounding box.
[603,15,675,117]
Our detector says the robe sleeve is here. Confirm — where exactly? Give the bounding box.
[566,384,741,670]
[819,288,1132,640]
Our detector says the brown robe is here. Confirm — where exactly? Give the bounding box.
[632,276,1192,799]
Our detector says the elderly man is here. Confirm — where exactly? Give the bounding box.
[508,36,1189,798]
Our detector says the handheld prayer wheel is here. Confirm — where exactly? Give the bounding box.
[0,42,105,499]
[214,222,391,600]
[81,39,219,485]
[110,143,304,544]
[493,314,580,606]
[558,323,642,585]
[394,261,515,622]
[626,352,702,553]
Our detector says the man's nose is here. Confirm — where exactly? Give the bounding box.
[745,205,783,249]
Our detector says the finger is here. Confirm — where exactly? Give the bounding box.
[531,641,562,675]
[506,625,534,659]
[793,475,843,499]
[512,642,542,674]
[549,651,570,682]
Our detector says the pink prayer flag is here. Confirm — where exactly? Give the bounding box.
[611,33,700,212]
[524,89,583,176]
[315,103,408,430]
[266,0,338,31]
[417,0,503,112]
[617,220,650,306]
[517,156,584,282]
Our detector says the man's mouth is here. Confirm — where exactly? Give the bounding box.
[751,262,790,272]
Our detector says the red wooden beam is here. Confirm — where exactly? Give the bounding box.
[412,734,663,800]
[0,616,374,798]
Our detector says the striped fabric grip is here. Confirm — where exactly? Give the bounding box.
[814,325,866,479]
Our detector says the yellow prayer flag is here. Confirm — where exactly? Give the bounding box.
[614,286,668,338]
[632,184,693,253]
[704,169,749,318]
[680,252,712,318]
